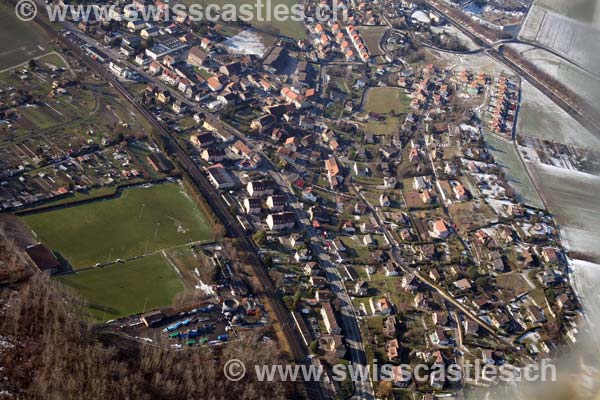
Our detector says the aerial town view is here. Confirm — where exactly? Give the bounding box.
[0,0,598,398]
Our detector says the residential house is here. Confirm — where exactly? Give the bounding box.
[384,262,399,277]
[354,280,368,296]
[266,212,295,230]
[380,194,391,207]
[430,219,449,239]
[266,194,286,211]
[403,274,418,291]
[247,179,276,197]
[318,334,346,358]
[382,315,397,337]
[206,164,234,189]
[289,233,304,248]
[386,339,400,361]
[243,197,262,215]
[201,147,225,163]
[371,297,392,315]
[190,132,216,148]
[304,261,320,276]
[231,140,253,159]
[250,114,276,133]
[321,302,342,334]
[453,278,472,291]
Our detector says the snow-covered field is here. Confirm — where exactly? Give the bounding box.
[507,44,600,114]
[482,130,545,208]
[534,11,600,75]
[519,0,600,74]
[430,25,480,51]
[519,3,546,41]
[425,49,513,75]
[533,0,598,21]
[518,81,600,148]
[527,163,600,258]
[222,29,267,57]
[571,258,600,332]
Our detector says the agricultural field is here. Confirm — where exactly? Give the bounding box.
[531,0,597,22]
[571,259,600,334]
[527,163,600,260]
[535,11,599,74]
[520,1,599,73]
[507,44,600,115]
[364,87,410,114]
[24,182,214,269]
[517,81,600,148]
[58,253,185,320]
[0,3,51,70]
[182,0,306,39]
[482,130,544,209]
[516,71,600,261]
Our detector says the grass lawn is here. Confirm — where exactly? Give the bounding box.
[364,87,410,114]
[447,199,498,233]
[38,53,67,69]
[496,272,532,301]
[360,26,388,57]
[365,116,401,136]
[24,182,213,269]
[58,253,185,320]
[19,105,62,129]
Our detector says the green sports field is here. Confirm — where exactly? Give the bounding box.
[58,253,185,320]
[24,182,213,269]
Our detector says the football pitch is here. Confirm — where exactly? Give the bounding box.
[24,182,213,269]
[57,253,185,320]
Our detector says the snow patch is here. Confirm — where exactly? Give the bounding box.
[222,29,267,57]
